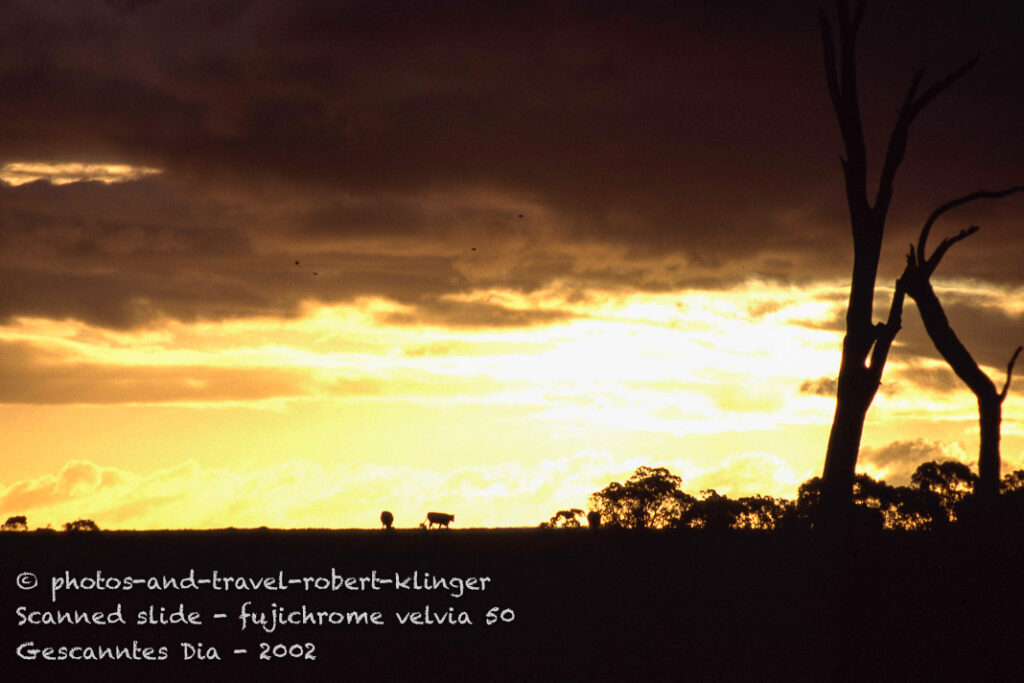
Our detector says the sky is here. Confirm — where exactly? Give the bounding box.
[2,0,1023,530]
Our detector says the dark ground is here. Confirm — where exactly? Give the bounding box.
[2,528,1023,682]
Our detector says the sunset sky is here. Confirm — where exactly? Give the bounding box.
[2,0,1023,530]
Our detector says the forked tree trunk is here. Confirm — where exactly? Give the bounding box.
[816,0,977,530]
[900,190,1024,513]
[821,282,901,523]
[903,268,1002,508]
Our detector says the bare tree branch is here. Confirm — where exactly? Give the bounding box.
[867,278,905,384]
[819,10,841,110]
[1000,346,1024,403]
[907,55,979,120]
[834,0,865,46]
[918,186,1024,260]
[849,0,866,34]
[902,68,926,110]
[924,225,979,276]
[835,0,850,25]
[874,57,978,216]
[837,1,861,94]
[820,1,869,209]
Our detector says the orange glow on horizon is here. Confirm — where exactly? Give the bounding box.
[2,281,1022,530]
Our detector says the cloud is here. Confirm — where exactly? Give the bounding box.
[797,280,1024,390]
[0,1,1019,331]
[402,340,553,358]
[799,377,836,397]
[0,162,161,186]
[0,460,128,511]
[0,340,310,404]
[888,362,962,395]
[378,300,573,328]
[896,292,1024,372]
[858,439,971,485]
[0,335,541,405]
[686,452,800,499]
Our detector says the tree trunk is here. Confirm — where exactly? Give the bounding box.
[902,271,1001,497]
[821,387,870,526]
[977,393,1002,506]
[819,209,885,524]
[900,202,1024,517]
[815,2,975,530]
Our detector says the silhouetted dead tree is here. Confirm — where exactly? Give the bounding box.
[901,188,1024,510]
[818,0,978,528]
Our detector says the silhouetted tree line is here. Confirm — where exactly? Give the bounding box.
[64,519,100,532]
[548,464,1024,532]
[2,515,28,531]
[0,516,99,532]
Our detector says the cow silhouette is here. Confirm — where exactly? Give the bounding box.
[424,511,455,528]
[380,510,394,529]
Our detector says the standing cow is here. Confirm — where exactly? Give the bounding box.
[380,511,394,529]
[424,511,455,529]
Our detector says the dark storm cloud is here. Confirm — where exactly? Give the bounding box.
[896,294,1024,373]
[0,0,1022,329]
[889,363,962,395]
